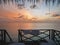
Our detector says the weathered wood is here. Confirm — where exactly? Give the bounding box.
[18,29,51,43]
[52,30,60,45]
[18,29,60,45]
[18,30,23,42]
[0,29,13,44]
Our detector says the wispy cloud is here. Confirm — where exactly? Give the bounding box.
[0,17,14,23]
[0,1,60,23]
[47,12,60,18]
[18,15,24,18]
[52,13,60,17]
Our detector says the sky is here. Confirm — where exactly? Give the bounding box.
[0,0,60,23]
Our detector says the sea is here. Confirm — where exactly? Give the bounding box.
[0,22,60,42]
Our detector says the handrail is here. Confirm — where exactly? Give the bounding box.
[5,30,13,42]
[18,29,51,42]
[0,29,13,44]
[51,30,60,45]
[0,29,60,45]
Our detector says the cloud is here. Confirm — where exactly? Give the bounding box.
[0,7,33,23]
[0,17,14,23]
[18,15,24,18]
[32,17,37,20]
[0,5,60,23]
[52,13,60,17]
[0,7,19,22]
[46,12,60,19]
[50,13,60,19]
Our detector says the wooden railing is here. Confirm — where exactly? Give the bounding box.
[0,29,13,44]
[18,29,52,42]
[0,29,60,45]
[51,30,60,45]
[18,29,60,45]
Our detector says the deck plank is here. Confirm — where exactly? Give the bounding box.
[9,43,25,45]
[41,40,56,45]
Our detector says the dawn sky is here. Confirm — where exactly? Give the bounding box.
[0,0,60,23]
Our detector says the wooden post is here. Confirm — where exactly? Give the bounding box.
[5,31,13,42]
[49,30,50,39]
[51,29,55,40]
[18,30,22,42]
[0,29,13,44]
[4,30,6,43]
[49,29,53,39]
[18,30,20,42]
[1,30,4,43]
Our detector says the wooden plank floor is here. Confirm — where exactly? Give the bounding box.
[40,40,56,45]
[9,40,56,45]
[9,43,25,45]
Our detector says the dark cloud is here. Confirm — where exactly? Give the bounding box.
[18,13,25,19]
[18,15,24,18]
[46,12,60,17]
[52,13,60,17]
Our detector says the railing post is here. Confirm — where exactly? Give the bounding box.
[49,30,50,39]
[3,30,6,43]
[18,30,22,42]
[18,30,20,42]
[0,29,13,44]
[5,31,13,42]
[49,29,52,40]
[51,29,55,40]
[1,30,4,43]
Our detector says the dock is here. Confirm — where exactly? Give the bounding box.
[0,29,60,45]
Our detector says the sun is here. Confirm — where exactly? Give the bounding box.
[18,9,33,19]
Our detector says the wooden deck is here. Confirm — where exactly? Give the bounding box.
[0,29,60,45]
[9,40,56,45]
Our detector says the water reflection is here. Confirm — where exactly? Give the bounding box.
[19,23,33,29]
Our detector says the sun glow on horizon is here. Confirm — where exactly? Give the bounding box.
[0,0,60,23]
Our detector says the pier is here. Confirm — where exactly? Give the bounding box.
[0,29,60,45]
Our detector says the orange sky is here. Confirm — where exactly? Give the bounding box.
[0,5,60,23]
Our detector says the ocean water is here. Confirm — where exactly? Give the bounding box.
[0,22,60,42]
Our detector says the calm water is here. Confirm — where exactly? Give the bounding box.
[0,23,60,42]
